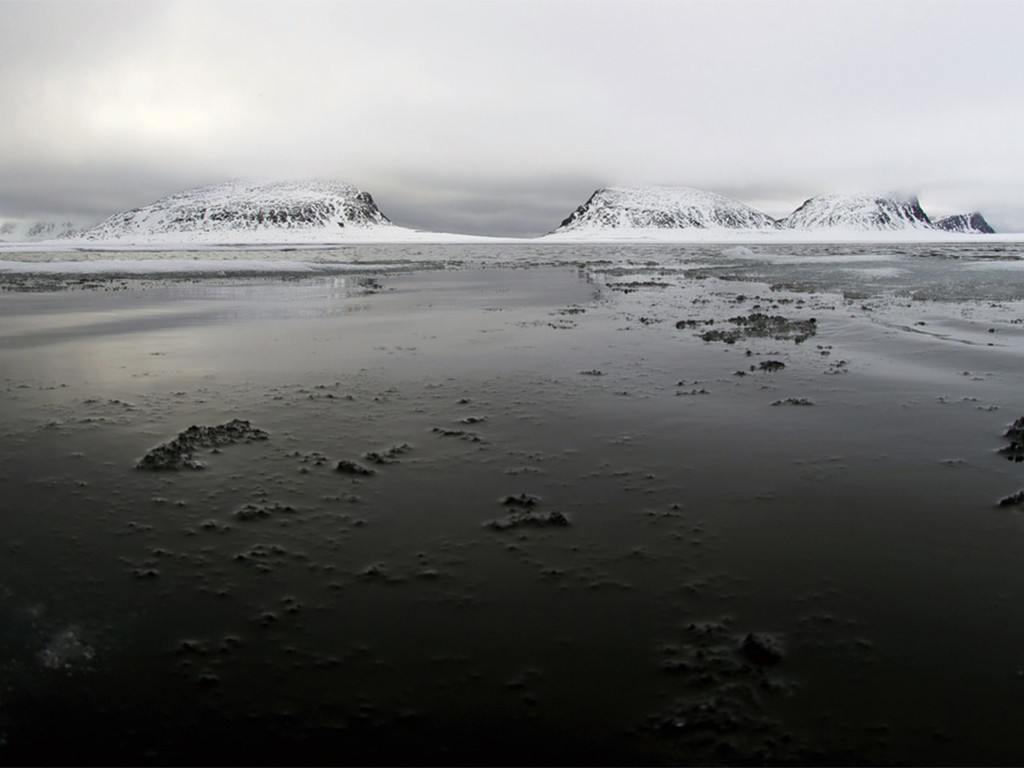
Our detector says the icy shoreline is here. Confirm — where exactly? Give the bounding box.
[0,236,1021,282]
[1,228,1022,261]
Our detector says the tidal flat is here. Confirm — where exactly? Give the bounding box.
[2,247,1024,765]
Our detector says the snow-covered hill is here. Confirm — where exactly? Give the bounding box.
[933,213,995,234]
[545,187,1000,241]
[1,180,1005,249]
[780,194,935,232]
[551,186,781,235]
[74,180,409,244]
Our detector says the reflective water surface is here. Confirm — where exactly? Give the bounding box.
[1,245,1023,765]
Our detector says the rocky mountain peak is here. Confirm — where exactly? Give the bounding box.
[554,186,781,233]
[933,212,995,234]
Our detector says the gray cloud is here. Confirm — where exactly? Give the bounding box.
[0,162,222,220]
[2,0,1023,234]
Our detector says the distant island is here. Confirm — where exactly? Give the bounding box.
[0,180,1000,246]
[548,186,994,238]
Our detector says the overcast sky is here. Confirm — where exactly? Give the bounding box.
[1,0,1022,236]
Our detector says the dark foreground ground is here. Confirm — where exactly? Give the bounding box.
[2,262,1024,765]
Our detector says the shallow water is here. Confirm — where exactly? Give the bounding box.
[4,239,1024,301]
[2,248,1024,765]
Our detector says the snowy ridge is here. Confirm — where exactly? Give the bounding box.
[933,213,995,234]
[548,187,999,240]
[0,181,1006,249]
[553,187,781,234]
[780,194,934,231]
[76,180,400,244]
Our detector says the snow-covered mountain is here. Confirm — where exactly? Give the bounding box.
[547,187,998,239]
[2,180,1003,247]
[0,219,95,242]
[933,212,995,234]
[551,186,781,235]
[780,194,934,232]
[76,180,400,244]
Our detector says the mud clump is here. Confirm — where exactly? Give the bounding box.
[486,509,570,531]
[648,619,797,763]
[695,313,817,345]
[137,419,269,470]
[699,329,744,344]
[336,459,375,476]
[741,633,784,666]
[364,444,411,465]
[999,417,1024,462]
[359,562,390,581]
[431,427,483,443]
[503,493,541,508]
[675,319,715,330]
[998,490,1024,508]
[756,360,786,373]
[234,502,295,521]
[37,626,95,671]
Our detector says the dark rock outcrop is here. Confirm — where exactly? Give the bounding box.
[933,213,995,234]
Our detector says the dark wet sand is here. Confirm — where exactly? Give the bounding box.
[2,264,1024,765]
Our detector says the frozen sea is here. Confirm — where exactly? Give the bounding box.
[1,241,1024,765]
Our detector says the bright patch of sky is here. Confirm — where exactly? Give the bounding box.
[1,0,1022,236]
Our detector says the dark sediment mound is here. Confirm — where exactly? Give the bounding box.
[998,490,1024,508]
[999,417,1024,462]
[690,313,817,344]
[502,493,541,508]
[650,619,797,762]
[364,443,411,465]
[234,502,295,521]
[136,419,269,470]
[486,492,567,529]
[486,509,570,531]
[741,632,784,666]
[431,427,483,442]
[335,459,375,476]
